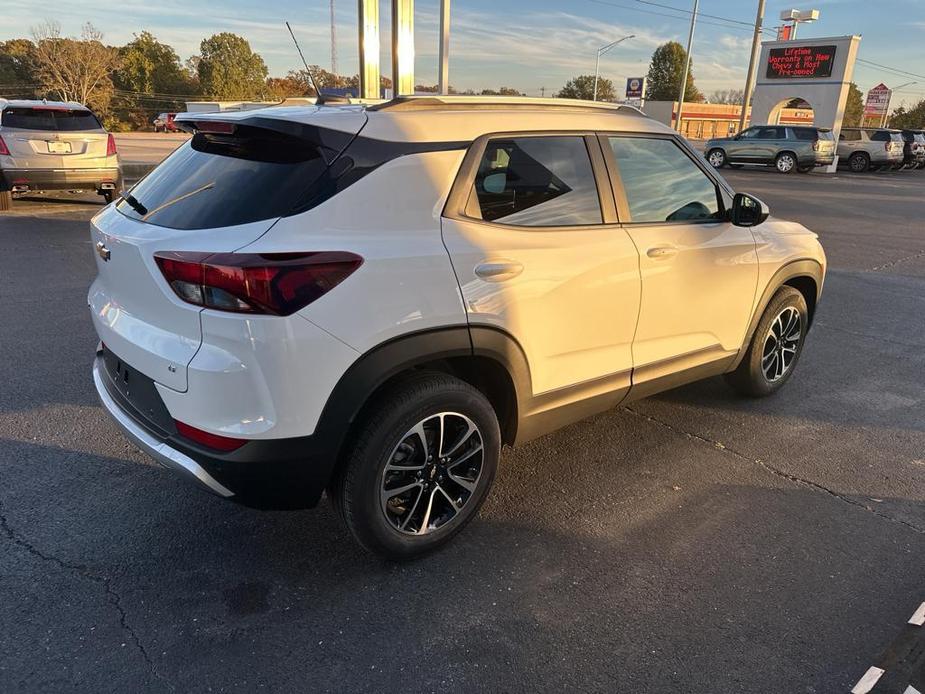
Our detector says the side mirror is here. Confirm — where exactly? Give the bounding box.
[729,192,769,227]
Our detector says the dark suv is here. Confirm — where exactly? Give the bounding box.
[705,125,836,174]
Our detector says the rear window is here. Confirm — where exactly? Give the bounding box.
[868,130,901,143]
[818,130,834,141]
[1,106,101,131]
[117,125,330,230]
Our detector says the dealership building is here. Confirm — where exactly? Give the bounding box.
[641,101,814,140]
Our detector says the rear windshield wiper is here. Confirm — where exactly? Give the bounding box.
[121,193,148,216]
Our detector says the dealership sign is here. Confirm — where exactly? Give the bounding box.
[625,77,646,100]
[766,45,837,79]
[864,83,892,118]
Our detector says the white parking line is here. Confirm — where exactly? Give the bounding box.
[909,601,925,626]
[903,686,922,694]
[851,666,885,694]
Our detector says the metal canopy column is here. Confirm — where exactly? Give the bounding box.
[358,0,381,99]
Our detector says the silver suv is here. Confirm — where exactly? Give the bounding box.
[0,99,121,210]
[837,127,904,172]
[704,125,836,174]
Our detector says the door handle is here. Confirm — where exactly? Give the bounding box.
[646,245,678,260]
[474,260,524,282]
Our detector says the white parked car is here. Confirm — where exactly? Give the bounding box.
[89,96,826,559]
[0,99,121,210]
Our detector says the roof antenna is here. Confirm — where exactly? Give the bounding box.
[286,21,349,106]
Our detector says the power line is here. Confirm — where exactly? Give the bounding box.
[856,59,925,81]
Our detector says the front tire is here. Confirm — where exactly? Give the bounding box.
[333,373,500,560]
[707,148,727,169]
[725,286,808,397]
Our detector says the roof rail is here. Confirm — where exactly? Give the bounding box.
[367,95,648,116]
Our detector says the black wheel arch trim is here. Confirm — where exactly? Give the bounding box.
[731,259,824,370]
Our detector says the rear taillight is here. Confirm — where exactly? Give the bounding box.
[154,251,363,316]
[885,141,893,152]
[106,133,117,157]
[813,140,820,151]
[0,135,9,156]
[174,420,246,452]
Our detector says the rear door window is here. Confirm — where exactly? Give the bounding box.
[117,125,331,230]
[1,107,101,131]
[466,136,603,227]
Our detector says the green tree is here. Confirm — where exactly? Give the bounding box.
[645,41,703,103]
[557,75,615,101]
[842,82,864,127]
[889,99,925,129]
[197,33,268,99]
[115,32,190,96]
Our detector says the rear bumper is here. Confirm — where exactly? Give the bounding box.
[92,349,336,509]
[1,167,121,192]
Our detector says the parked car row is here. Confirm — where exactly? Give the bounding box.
[0,99,121,210]
[704,125,925,174]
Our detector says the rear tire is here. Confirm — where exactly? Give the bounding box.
[775,152,797,174]
[0,190,11,211]
[724,286,808,398]
[332,373,501,560]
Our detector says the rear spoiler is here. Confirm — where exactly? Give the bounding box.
[173,114,363,165]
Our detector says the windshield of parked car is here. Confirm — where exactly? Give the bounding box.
[1,107,102,131]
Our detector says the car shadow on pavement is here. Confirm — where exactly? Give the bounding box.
[2,420,923,692]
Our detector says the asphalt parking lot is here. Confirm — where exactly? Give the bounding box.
[1,167,923,693]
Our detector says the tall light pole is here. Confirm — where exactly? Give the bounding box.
[437,0,450,95]
[738,0,766,132]
[675,0,699,131]
[593,35,635,101]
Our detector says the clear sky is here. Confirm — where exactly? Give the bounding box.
[4,0,924,105]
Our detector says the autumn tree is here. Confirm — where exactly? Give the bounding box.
[710,88,745,105]
[0,39,38,96]
[646,41,703,103]
[197,33,268,99]
[557,75,615,101]
[30,21,120,113]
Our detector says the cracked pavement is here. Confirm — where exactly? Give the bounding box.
[1,171,923,692]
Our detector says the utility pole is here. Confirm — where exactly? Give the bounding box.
[330,0,338,76]
[738,0,766,132]
[438,0,450,95]
[675,0,698,131]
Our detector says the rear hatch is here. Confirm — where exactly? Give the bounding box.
[815,129,836,156]
[0,105,110,169]
[89,106,367,391]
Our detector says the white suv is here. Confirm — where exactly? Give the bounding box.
[89,97,826,559]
